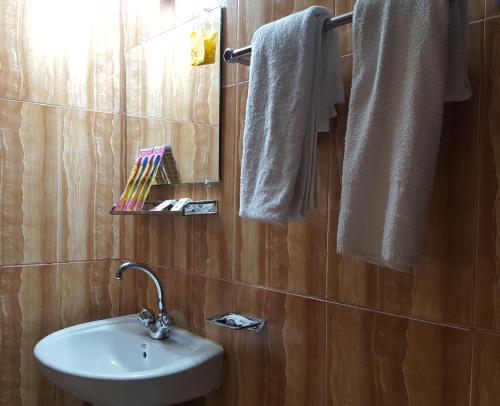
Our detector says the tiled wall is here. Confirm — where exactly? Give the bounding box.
[121,0,500,405]
[1,0,500,406]
[0,0,123,404]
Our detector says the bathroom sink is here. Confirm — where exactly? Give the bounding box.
[33,315,224,406]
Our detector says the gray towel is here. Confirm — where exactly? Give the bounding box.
[337,0,471,272]
[239,6,344,224]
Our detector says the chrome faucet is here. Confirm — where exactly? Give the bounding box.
[115,262,173,340]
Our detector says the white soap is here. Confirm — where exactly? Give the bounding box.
[150,199,177,211]
[170,198,193,212]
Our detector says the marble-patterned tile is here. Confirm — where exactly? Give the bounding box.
[135,214,194,272]
[0,0,121,113]
[190,275,235,406]
[125,115,170,165]
[236,0,335,82]
[334,0,356,56]
[327,23,482,326]
[231,284,326,406]
[0,264,59,405]
[0,104,120,265]
[0,100,58,266]
[475,17,500,331]
[169,122,220,183]
[57,261,121,327]
[125,9,220,126]
[326,304,471,406]
[122,0,221,50]
[485,0,500,18]
[19,265,60,405]
[0,267,25,405]
[222,0,239,87]
[58,110,121,262]
[192,86,237,278]
[472,331,500,406]
[470,0,485,20]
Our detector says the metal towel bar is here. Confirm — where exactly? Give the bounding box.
[223,11,353,65]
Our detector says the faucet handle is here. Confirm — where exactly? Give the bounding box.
[138,308,155,327]
[157,312,174,327]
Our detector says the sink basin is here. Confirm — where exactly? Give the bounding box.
[34,315,224,406]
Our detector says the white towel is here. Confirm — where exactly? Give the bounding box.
[239,6,344,224]
[337,0,471,272]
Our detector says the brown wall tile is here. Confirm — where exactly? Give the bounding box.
[0,265,57,405]
[58,111,121,262]
[485,1,500,18]
[58,261,122,327]
[476,17,500,332]
[222,0,239,86]
[327,304,472,406]
[122,0,220,50]
[192,86,237,278]
[471,0,485,20]
[472,331,500,406]
[230,284,326,406]
[0,0,121,113]
[0,101,58,266]
[335,0,356,56]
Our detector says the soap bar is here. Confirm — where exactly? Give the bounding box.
[170,198,193,212]
[150,199,177,212]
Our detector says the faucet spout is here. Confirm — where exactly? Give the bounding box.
[115,262,173,339]
[116,261,165,313]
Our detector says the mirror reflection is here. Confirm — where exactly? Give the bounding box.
[125,7,221,184]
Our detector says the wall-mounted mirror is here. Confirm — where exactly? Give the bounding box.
[125,7,221,184]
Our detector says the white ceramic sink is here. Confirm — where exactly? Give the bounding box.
[34,315,224,406]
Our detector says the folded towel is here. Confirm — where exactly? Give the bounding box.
[239,6,344,224]
[337,0,471,272]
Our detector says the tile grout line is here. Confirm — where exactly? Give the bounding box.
[0,258,121,269]
[0,96,118,116]
[117,258,478,332]
[123,113,220,127]
[467,16,487,406]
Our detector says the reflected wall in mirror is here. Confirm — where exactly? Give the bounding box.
[125,6,221,184]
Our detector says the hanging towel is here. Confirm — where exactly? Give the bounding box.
[239,6,344,224]
[337,0,471,272]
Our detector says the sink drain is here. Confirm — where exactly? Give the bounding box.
[141,343,148,359]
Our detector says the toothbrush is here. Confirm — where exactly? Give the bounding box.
[123,154,152,211]
[134,154,163,211]
[114,155,143,211]
[126,154,156,211]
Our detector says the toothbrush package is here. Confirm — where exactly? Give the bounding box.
[113,145,182,212]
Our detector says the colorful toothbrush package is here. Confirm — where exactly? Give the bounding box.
[113,145,182,212]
